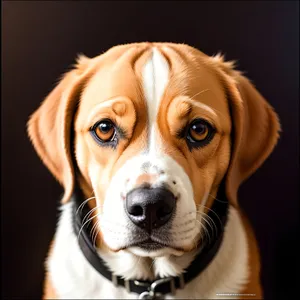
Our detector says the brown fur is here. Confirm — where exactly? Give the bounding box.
[43,272,57,299]
[27,43,280,299]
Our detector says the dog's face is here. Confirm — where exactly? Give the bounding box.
[28,43,280,258]
[74,45,231,256]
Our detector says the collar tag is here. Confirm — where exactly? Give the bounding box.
[137,277,175,299]
[138,290,162,299]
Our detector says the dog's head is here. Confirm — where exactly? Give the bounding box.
[28,43,280,258]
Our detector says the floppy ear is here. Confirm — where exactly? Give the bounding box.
[27,55,94,203]
[221,69,281,207]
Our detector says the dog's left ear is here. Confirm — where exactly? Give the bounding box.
[213,56,281,207]
[27,55,94,203]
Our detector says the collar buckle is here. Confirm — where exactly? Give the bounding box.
[135,277,175,299]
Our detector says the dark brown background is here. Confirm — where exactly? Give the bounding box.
[2,1,299,299]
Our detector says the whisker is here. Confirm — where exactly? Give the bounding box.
[76,196,96,215]
[200,213,215,235]
[91,220,100,245]
[203,213,219,240]
[92,221,101,248]
[189,89,227,119]
[82,206,101,224]
[77,213,100,240]
[190,89,210,100]
[201,221,211,244]
[208,193,228,204]
[196,204,223,228]
[196,209,219,239]
[196,219,211,244]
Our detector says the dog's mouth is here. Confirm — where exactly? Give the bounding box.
[136,239,165,251]
[119,239,165,251]
[118,238,186,253]
[122,238,188,257]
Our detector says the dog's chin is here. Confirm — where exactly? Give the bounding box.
[128,246,185,258]
[104,237,200,258]
[104,239,187,257]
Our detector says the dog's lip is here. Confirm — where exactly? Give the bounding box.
[138,239,163,249]
[140,239,158,244]
[123,238,164,249]
[121,238,185,252]
[112,240,188,254]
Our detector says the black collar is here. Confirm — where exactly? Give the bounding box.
[71,183,228,298]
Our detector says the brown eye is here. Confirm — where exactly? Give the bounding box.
[189,122,209,141]
[93,120,115,142]
[187,119,215,147]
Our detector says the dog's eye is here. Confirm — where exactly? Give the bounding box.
[93,120,115,142]
[189,121,209,141]
[186,119,215,147]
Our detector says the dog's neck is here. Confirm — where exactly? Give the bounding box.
[76,175,201,281]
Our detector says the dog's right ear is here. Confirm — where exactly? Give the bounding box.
[27,54,94,203]
[209,54,281,208]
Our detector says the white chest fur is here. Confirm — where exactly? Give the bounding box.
[47,203,249,299]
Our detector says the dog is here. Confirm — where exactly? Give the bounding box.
[27,42,280,299]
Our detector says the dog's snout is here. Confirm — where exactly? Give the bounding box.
[125,187,176,232]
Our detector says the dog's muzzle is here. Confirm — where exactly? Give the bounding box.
[125,186,176,233]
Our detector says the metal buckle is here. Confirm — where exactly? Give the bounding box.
[135,277,175,299]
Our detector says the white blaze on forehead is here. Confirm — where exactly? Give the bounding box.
[142,47,169,153]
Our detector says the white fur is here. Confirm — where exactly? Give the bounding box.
[48,203,249,299]
[142,47,169,153]
[98,154,197,257]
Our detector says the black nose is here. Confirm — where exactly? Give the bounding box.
[125,187,176,232]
